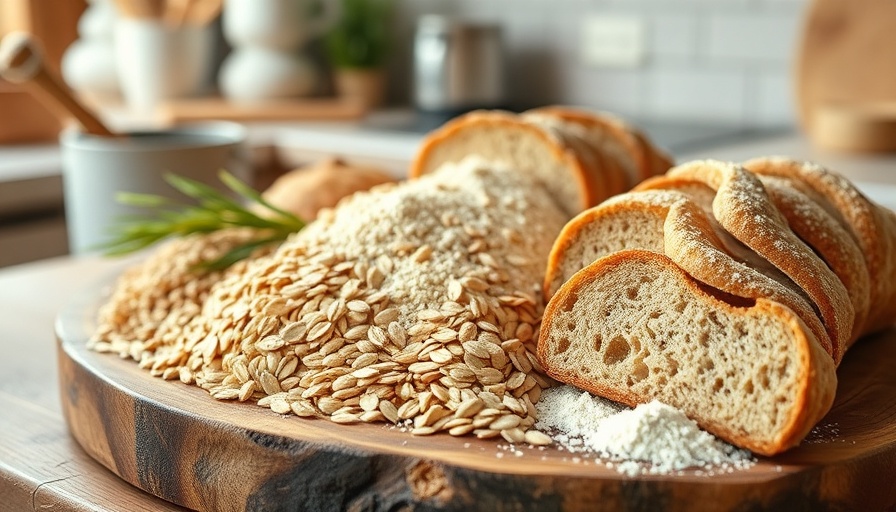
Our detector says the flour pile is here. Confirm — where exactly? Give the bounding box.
[535,386,754,476]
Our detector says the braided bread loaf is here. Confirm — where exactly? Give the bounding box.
[539,157,896,455]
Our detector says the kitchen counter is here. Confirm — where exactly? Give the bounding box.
[679,134,896,186]
[0,253,186,511]
[1,131,895,511]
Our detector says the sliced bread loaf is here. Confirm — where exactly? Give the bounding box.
[409,110,601,217]
[538,249,838,456]
[409,107,672,218]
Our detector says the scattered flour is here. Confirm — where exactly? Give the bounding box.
[535,385,754,476]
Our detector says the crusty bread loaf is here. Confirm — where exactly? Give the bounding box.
[521,112,630,201]
[409,107,672,217]
[538,249,838,456]
[757,175,870,345]
[634,171,870,346]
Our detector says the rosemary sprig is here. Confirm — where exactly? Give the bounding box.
[102,170,306,270]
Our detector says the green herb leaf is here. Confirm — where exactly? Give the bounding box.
[101,171,306,269]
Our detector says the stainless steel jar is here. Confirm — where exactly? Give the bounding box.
[413,15,506,113]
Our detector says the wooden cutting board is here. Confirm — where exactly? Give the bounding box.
[795,0,896,150]
[56,280,896,512]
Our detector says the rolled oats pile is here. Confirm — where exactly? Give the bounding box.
[92,157,568,442]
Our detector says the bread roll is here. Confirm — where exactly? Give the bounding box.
[260,158,395,221]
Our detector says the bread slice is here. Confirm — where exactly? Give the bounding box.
[409,110,601,217]
[744,156,896,335]
[526,106,674,186]
[521,113,623,203]
[524,107,643,190]
[538,249,838,456]
[634,174,807,286]
[542,189,833,357]
[668,160,854,363]
[758,175,870,345]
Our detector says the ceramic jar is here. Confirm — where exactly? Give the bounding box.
[218,0,339,103]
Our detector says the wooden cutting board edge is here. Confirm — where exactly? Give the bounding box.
[55,273,896,512]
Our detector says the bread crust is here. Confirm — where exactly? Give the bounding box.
[744,156,896,335]
[538,250,838,456]
[668,160,854,363]
[759,175,870,345]
[542,194,670,300]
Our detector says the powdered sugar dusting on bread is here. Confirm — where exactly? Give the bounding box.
[535,386,754,476]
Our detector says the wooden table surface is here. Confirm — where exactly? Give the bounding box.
[0,254,187,511]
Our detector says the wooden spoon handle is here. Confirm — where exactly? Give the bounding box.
[0,31,115,137]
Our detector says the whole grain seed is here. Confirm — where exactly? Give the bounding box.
[359,394,379,411]
[474,429,500,439]
[449,424,476,436]
[332,387,364,400]
[397,400,421,420]
[317,397,344,415]
[90,160,566,441]
[259,371,282,394]
[344,325,369,340]
[346,300,370,313]
[351,353,378,369]
[379,400,399,423]
[374,308,399,326]
[501,427,526,444]
[420,370,443,384]
[331,413,360,424]
[360,410,384,422]
[270,396,292,414]
[280,376,300,391]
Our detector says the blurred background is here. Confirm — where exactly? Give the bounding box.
[1,0,893,267]
[389,0,803,129]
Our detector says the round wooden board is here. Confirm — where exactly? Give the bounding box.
[56,276,896,512]
[795,0,896,137]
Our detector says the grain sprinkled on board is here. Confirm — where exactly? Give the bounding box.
[535,386,754,476]
[91,156,567,441]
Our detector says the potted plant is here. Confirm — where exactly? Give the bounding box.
[324,0,392,108]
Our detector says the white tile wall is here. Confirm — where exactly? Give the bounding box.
[649,14,697,62]
[648,68,748,122]
[753,70,798,127]
[705,14,801,63]
[388,0,810,128]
